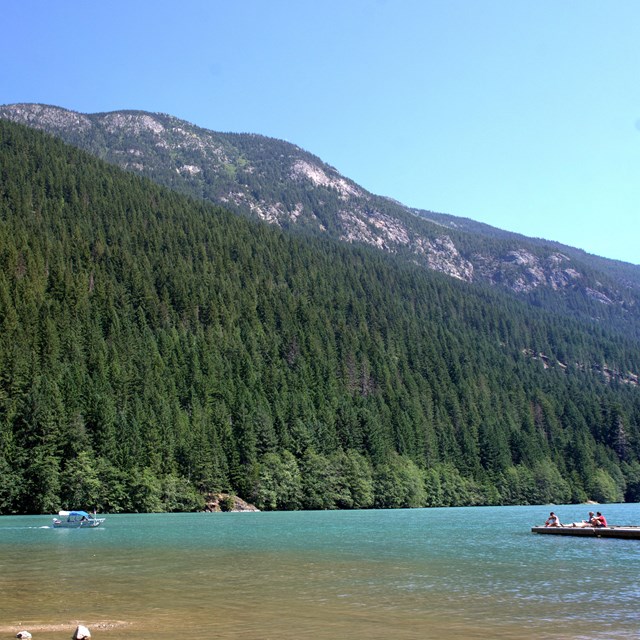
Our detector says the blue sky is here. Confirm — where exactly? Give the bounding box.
[2,0,639,264]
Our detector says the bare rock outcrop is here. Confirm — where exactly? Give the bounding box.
[204,493,259,512]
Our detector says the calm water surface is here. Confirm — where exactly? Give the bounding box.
[1,504,639,639]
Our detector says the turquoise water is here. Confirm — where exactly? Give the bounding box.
[1,504,639,639]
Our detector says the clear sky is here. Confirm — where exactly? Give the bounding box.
[2,1,639,264]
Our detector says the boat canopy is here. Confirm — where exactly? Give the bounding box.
[58,510,92,517]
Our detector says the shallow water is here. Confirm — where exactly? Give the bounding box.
[1,504,639,639]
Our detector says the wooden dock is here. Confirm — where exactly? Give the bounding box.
[531,525,640,539]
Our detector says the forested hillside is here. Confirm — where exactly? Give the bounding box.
[2,104,639,343]
[1,120,640,514]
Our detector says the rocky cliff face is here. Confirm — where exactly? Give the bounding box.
[1,103,638,320]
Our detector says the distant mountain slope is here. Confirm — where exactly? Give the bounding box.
[1,103,639,337]
[1,119,640,513]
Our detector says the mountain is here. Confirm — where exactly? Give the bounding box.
[1,103,639,341]
[1,118,640,514]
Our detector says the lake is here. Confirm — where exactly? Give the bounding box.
[1,504,639,639]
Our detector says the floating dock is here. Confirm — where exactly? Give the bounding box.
[531,525,640,539]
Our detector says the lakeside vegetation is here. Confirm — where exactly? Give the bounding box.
[1,120,640,513]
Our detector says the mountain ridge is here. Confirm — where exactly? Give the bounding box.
[1,103,638,337]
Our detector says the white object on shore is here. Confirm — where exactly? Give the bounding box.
[73,625,91,639]
[16,632,32,639]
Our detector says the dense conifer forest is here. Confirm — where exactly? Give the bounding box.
[3,104,638,342]
[1,120,640,514]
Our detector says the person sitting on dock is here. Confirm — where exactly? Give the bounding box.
[571,512,596,527]
[544,512,562,527]
[593,511,607,527]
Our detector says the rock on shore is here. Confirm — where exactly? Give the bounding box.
[204,493,259,512]
[73,625,91,639]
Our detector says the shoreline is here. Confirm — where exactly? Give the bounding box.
[1,621,130,635]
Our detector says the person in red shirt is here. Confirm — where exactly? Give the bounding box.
[593,511,607,527]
